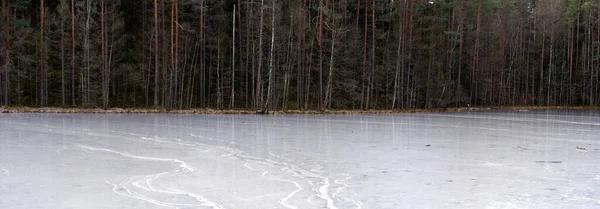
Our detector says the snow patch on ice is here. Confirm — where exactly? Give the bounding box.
[563,189,600,204]
[55,146,68,154]
[480,162,503,167]
[488,201,520,209]
[0,168,9,176]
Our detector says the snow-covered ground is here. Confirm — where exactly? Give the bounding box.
[1,111,599,209]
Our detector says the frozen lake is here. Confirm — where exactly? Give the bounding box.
[1,111,599,209]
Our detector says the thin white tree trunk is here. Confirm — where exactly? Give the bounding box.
[256,0,264,108]
[263,0,275,111]
[84,0,91,106]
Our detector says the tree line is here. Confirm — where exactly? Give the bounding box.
[0,0,599,110]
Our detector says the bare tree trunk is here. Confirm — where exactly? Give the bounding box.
[471,0,482,106]
[318,0,323,111]
[446,3,455,104]
[324,38,335,109]
[296,5,304,109]
[587,11,593,106]
[369,0,375,108]
[174,0,179,108]
[199,0,205,106]
[246,1,251,108]
[426,33,432,108]
[153,0,159,107]
[2,0,9,106]
[282,22,293,110]
[256,0,265,109]
[231,5,236,108]
[217,40,222,109]
[392,3,402,109]
[83,0,91,106]
[237,0,242,107]
[168,2,174,109]
[107,14,115,109]
[457,21,463,106]
[355,0,360,30]
[71,0,76,106]
[40,0,45,106]
[402,0,411,108]
[574,2,580,105]
[101,0,107,108]
[263,0,275,112]
[539,32,545,106]
[597,5,600,105]
[5,0,9,106]
[548,33,553,106]
[361,0,368,109]
[568,20,573,106]
[60,11,65,107]
[498,10,506,105]
[1,0,3,105]
[304,37,314,110]
[324,1,336,109]
[408,0,415,108]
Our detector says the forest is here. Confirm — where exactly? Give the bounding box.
[0,0,599,110]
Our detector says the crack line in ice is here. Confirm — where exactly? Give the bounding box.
[79,145,225,209]
[263,172,303,209]
[215,145,347,209]
[243,162,253,170]
[317,178,338,209]
[167,187,225,209]
[143,174,224,209]
[270,151,294,162]
[77,129,360,209]
[332,174,363,209]
[107,170,223,209]
[83,130,346,208]
[76,144,194,172]
[306,195,319,205]
[106,178,222,209]
[105,178,183,208]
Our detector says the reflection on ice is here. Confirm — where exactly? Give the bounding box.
[0,110,599,208]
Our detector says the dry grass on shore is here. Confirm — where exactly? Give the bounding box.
[1,106,598,115]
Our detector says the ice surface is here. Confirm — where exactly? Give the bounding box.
[1,110,599,209]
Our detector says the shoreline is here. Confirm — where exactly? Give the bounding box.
[1,106,599,115]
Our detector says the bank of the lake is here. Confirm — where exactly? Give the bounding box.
[0,106,599,114]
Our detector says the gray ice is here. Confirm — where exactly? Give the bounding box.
[0,110,599,209]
